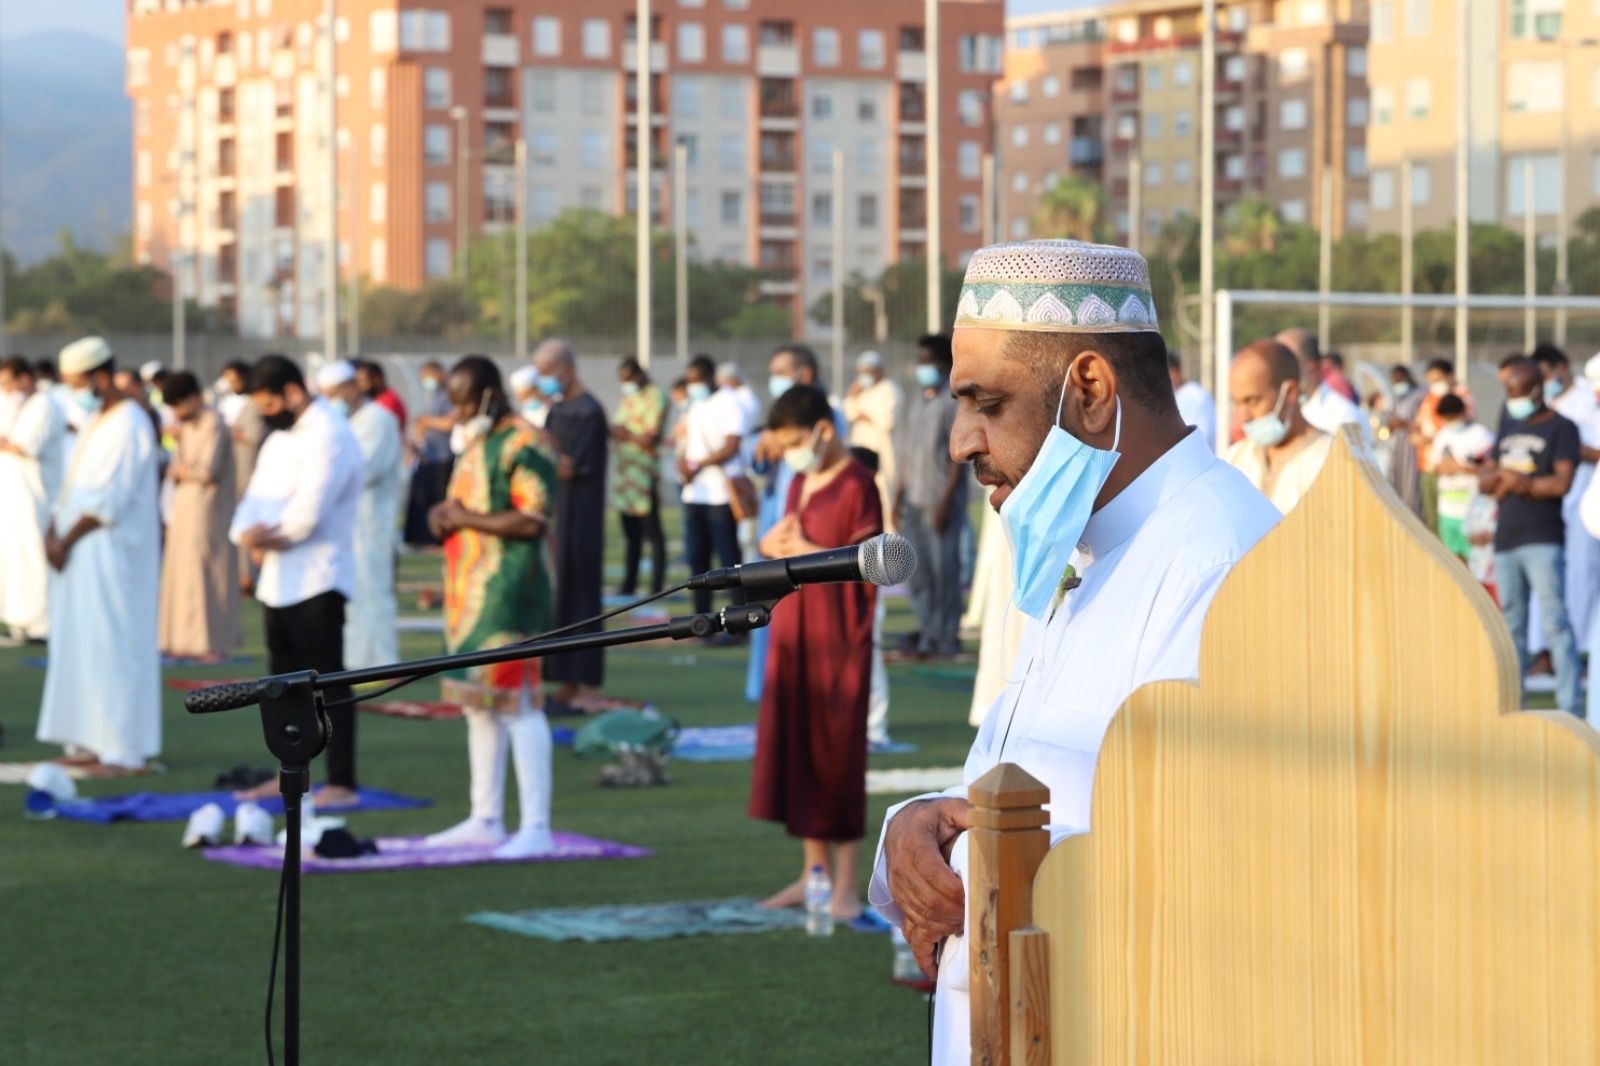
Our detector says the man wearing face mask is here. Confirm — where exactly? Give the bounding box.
[404,360,457,549]
[1413,358,1473,532]
[35,337,162,774]
[1223,338,1331,514]
[1532,344,1600,654]
[1480,355,1583,715]
[869,241,1281,1063]
[680,355,747,620]
[0,356,67,641]
[317,360,401,670]
[229,354,365,804]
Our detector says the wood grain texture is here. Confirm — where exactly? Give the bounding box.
[1020,430,1600,1064]
[1010,928,1052,1066]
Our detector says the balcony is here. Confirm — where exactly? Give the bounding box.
[759,134,796,173]
[1110,83,1139,105]
[759,80,798,119]
[757,44,799,77]
[897,51,926,82]
[623,40,668,73]
[898,137,926,171]
[1070,137,1103,166]
[898,85,925,124]
[482,33,519,67]
[1218,126,1243,146]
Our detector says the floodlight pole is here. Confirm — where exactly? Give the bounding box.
[514,138,528,361]
[1199,0,1216,394]
[980,151,996,246]
[1401,159,1415,364]
[1524,156,1537,352]
[674,138,689,365]
[1128,153,1143,253]
[635,0,653,369]
[924,0,942,332]
[1318,167,1332,352]
[831,147,846,389]
[323,0,338,366]
[1454,6,1469,378]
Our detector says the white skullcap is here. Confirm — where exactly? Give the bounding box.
[139,360,164,383]
[316,360,357,391]
[856,350,883,370]
[954,239,1159,334]
[1584,353,1600,386]
[715,361,743,383]
[509,365,539,393]
[58,336,112,375]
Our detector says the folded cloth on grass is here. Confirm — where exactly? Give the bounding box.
[29,787,429,824]
[468,897,807,942]
[866,767,965,795]
[205,832,649,874]
[671,724,916,763]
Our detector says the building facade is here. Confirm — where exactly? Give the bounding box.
[127,0,1004,340]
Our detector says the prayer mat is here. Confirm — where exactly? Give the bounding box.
[467,897,807,943]
[204,832,649,874]
[670,724,916,763]
[27,787,429,824]
[360,700,461,720]
[25,654,256,670]
[0,760,165,784]
[866,767,966,795]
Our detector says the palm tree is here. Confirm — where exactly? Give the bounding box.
[1222,196,1282,257]
[1030,175,1109,242]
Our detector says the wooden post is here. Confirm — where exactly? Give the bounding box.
[968,763,1050,1066]
[1008,927,1051,1065]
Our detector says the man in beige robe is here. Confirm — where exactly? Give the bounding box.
[158,371,240,659]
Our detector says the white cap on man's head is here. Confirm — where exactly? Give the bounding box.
[856,350,883,371]
[1584,353,1600,386]
[315,359,357,391]
[58,336,112,376]
[509,365,539,393]
[716,361,743,384]
[140,360,164,383]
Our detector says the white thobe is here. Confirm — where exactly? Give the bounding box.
[1553,388,1600,648]
[844,379,905,524]
[1302,383,1373,450]
[36,401,162,766]
[1174,380,1217,452]
[345,402,401,668]
[0,392,67,636]
[868,430,1281,1064]
[1223,430,1334,515]
[963,504,1029,727]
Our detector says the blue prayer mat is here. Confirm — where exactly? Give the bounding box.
[26,787,429,824]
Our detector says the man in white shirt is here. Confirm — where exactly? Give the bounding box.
[1223,339,1332,514]
[843,350,905,527]
[716,361,762,436]
[870,240,1280,1064]
[230,355,365,805]
[1535,344,1600,650]
[1168,349,1217,452]
[0,356,68,639]
[1277,326,1372,449]
[679,356,748,619]
[317,359,401,670]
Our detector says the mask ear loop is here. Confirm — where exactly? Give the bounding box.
[1111,395,1123,452]
[1057,360,1125,453]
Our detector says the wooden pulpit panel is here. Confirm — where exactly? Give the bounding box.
[1030,431,1600,1064]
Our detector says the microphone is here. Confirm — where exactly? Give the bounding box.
[688,532,917,596]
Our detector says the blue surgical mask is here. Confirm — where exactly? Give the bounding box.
[1545,378,1566,402]
[1000,371,1122,620]
[768,375,794,400]
[688,382,712,403]
[1242,382,1291,448]
[915,364,942,389]
[1507,395,1538,420]
[329,398,350,418]
[620,381,640,397]
[537,374,564,398]
[70,387,102,416]
[783,425,825,475]
[421,377,439,394]
[856,373,876,391]
[520,401,544,423]
[1392,382,1412,398]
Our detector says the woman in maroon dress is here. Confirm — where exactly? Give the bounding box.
[750,385,884,924]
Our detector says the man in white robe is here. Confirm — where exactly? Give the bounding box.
[35,337,162,771]
[318,360,400,668]
[1277,326,1374,451]
[869,241,1280,1063]
[0,357,68,638]
[1168,349,1218,452]
[1537,347,1600,650]
[1223,339,1332,514]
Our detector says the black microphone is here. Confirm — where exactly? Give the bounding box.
[688,533,917,596]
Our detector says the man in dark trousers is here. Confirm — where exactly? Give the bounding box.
[534,339,610,712]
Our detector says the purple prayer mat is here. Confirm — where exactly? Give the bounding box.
[201,832,650,874]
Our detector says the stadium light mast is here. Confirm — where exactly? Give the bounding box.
[1200,0,1216,391]
[925,0,942,332]
[323,0,338,367]
[1454,5,1469,377]
[635,0,653,369]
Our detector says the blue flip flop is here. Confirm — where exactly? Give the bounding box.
[845,910,893,934]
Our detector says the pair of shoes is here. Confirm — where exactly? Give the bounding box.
[843,911,893,934]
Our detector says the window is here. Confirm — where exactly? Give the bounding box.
[1228,5,1249,30]
[1347,146,1367,177]
[856,138,880,176]
[1507,153,1561,215]
[424,124,449,165]
[1404,0,1429,36]
[1173,58,1194,87]
[1280,48,1308,80]
[1508,61,1563,113]
[812,90,833,120]
[674,78,702,117]
[425,238,451,278]
[759,181,794,219]
[1012,171,1028,193]
[1348,199,1369,228]
[720,81,745,120]
[530,71,557,112]
[1145,162,1163,186]
[1011,218,1028,239]
[811,257,832,283]
[719,133,744,172]
[678,23,704,63]
[857,193,878,228]
[1043,75,1061,98]
[1372,1,1394,42]
[1145,113,1163,139]
[530,130,557,165]
[580,131,605,170]
[1174,110,1193,137]
[720,190,742,225]
[582,19,610,58]
[810,137,834,174]
[814,28,840,66]
[1225,105,1246,131]
[1373,85,1394,124]
[533,16,560,56]
[1510,0,1564,40]
[367,182,386,225]
[680,134,701,172]
[484,68,513,107]
[1174,159,1192,185]
[959,195,979,232]
[531,187,557,223]
[1281,199,1306,223]
[370,124,387,167]
[1145,209,1163,235]
[1224,154,1246,180]
[1044,124,1061,145]
[1281,99,1307,130]
[1146,65,1164,91]
[1300,1,1326,23]
[425,11,450,50]
[1348,97,1369,127]
[1012,126,1030,148]
[486,8,513,35]
[859,29,885,69]
[722,24,748,63]
[1405,77,1431,120]
[1347,46,1366,77]
[1010,80,1029,104]
[1412,164,1431,204]
[424,68,450,109]
[959,141,980,178]
[1224,55,1247,83]
[1279,147,1307,178]
[1371,169,1395,211]
[812,192,832,226]
[369,68,387,109]
[1115,114,1136,140]
[958,90,983,127]
[425,182,450,222]
[857,94,877,123]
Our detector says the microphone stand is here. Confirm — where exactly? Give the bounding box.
[186,597,783,1066]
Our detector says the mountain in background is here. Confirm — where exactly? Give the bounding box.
[0,32,131,263]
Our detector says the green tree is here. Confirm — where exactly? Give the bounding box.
[1031,175,1109,242]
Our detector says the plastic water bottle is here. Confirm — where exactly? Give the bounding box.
[804,865,833,937]
[891,926,921,982]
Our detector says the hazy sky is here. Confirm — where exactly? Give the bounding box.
[0,0,1106,44]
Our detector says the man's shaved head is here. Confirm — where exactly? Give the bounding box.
[1275,327,1317,364]
[1235,339,1300,387]
[1501,355,1542,399]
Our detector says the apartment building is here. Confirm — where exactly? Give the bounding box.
[126,0,1004,340]
[997,0,1369,247]
[1366,0,1598,249]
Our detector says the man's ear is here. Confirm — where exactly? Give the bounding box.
[1067,350,1119,437]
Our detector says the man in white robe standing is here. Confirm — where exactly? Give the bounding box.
[317,360,400,668]
[35,337,162,772]
[1535,345,1600,652]
[869,241,1281,1063]
[0,356,68,639]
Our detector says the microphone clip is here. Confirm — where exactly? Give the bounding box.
[719,601,775,636]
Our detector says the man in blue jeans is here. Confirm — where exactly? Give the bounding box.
[1482,355,1583,715]
[678,356,747,623]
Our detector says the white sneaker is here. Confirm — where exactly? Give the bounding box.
[426,816,507,848]
[182,803,226,848]
[233,802,275,845]
[492,826,556,860]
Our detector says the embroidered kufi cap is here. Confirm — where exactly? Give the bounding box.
[58,336,113,375]
[954,239,1160,335]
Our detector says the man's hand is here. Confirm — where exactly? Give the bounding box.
[428,500,462,540]
[44,528,69,572]
[677,457,697,482]
[557,454,576,481]
[884,797,972,978]
[236,522,281,550]
[753,430,782,465]
[758,514,802,559]
[930,495,953,535]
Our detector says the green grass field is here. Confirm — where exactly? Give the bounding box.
[0,537,977,1065]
